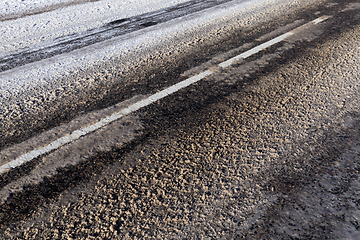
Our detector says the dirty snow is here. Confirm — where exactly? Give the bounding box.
[0,0,190,56]
[0,0,83,16]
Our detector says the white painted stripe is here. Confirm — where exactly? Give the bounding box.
[219,32,294,68]
[312,16,331,25]
[0,70,213,174]
[218,15,332,69]
[0,16,331,175]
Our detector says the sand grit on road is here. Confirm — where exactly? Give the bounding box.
[1,10,359,239]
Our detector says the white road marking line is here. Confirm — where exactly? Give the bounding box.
[219,32,294,68]
[0,70,212,174]
[312,15,332,25]
[0,16,331,175]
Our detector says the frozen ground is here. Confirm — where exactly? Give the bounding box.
[0,0,324,102]
[0,0,189,21]
[0,0,190,55]
[0,0,360,238]
[0,0,86,17]
[1,7,359,238]
[0,0,326,151]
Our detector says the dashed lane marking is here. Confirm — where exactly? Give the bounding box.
[0,15,331,175]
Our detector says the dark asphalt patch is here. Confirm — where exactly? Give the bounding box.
[140,21,158,27]
[106,18,129,26]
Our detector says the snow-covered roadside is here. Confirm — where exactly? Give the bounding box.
[0,0,328,150]
[0,0,329,102]
[0,0,326,101]
[0,0,88,18]
[0,0,190,56]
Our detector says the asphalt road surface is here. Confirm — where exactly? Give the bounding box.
[1,0,360,239]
